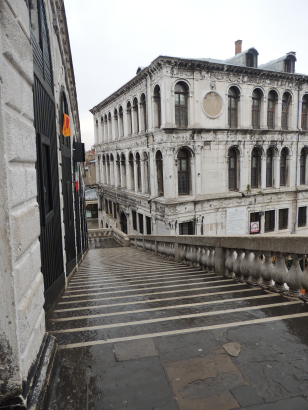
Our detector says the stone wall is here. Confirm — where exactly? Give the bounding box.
[0,0,45,401]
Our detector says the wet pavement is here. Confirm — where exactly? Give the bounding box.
[45,241,308,410]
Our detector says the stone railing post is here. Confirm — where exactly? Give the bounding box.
[233,250,244,282]
[225,249,236,278]
[250,252,263,286]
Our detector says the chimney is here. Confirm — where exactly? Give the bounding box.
[235,40,242,55]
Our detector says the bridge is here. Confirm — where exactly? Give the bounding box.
[44,229,308,410]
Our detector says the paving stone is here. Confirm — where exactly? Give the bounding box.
[163,353,245,410]
[230,385,264,407]
[240,396,308,410]
[223,342,241,357]
[114,338,157,361]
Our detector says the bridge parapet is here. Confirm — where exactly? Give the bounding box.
[88,228,130,247]
[129,234,308,301]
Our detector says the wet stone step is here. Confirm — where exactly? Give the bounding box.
[48,295,291,332]
[52,302,308,346]
[50,288,266,318]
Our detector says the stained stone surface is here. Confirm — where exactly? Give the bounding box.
[114,338,158,361]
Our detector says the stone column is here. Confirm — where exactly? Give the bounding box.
[277,97,282,130]
[114,158,119,188]
[194,146,202,195]
[105,160,109,185]
[261,154,266,189]
[101,157,105,183]
[133,159,138,192]
[163,149,174,198]
[274,155,280,188]
[141,159,146,193]
[190,157,196,196]
[126,155,132,190]
[94,121,98,144]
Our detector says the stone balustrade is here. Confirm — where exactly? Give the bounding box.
[129,234,308,301]
[88,228,130,247]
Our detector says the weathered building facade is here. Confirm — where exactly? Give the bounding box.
[0,0,87,407]
[91,41,308,237]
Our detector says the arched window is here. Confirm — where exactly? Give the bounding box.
[133,97,139,133]
[106,154,110,184]
[119,106,124,138]
[177,149,189,195]
[282,93,291,130]
[175,82,188,128]
[266,148,274,187]
[302,96,308,130]
[127,102,132,135]
[121,153,127,188]
[300,148,306,185]
[113,109,118,140]
[140,93,146,132]
[136,152,141,192]
[102,155,106,184]
[116,154,121,187]
[143,152,149,193]
[104,114,108,141]
[129,152,134,190]
[267,91,277,129]
[110,154,114,185]
[228,148,238,190]
[108,112,112,140]
[280,148,288,186]
[252,89,261,129]
[228,87,239,128]
[156,150,164,196]
[154,85,161,128]
[251,148,261,188]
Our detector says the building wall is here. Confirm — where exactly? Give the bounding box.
[0,0,87,404]
[92,56,308,238]
[0,0,45,400]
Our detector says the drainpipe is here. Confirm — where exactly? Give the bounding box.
[294,82,301,233]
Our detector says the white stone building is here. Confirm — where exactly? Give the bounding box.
[91,41,308,237]
[0,0,87,407]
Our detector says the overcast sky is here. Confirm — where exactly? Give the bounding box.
[64,0,308,151]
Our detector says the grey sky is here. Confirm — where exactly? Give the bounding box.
[64,0,308,150]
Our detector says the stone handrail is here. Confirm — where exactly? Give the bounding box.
[88,228,130,247]
[129,234,308,301]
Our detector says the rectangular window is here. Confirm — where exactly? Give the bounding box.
[179,221,194,235]
[279,208,288,230]
[146,216,151,235]
[138,213,144,234]
[298,206,307,227]
[250,212,261,234]
[265,210,275,232]
[132,210,137,231]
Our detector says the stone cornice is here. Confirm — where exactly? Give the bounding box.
[90,55,308,116]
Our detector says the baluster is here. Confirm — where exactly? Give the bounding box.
[208,247,215,272]
[301,262,308,301]
[186,246,194,266]
[233,249,244,282]
[260,251,274,288]
[240,250,254,284]
[179,245,187,264]
[250,252,263,286]
[225,249,236,278]
[285,254,302,298]
[195,247,202,268]
[272,252,288,292]
[200,247,209,271]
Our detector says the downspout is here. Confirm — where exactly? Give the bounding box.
[294,82,301,233]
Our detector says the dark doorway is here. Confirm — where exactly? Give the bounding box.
[120,212,128,234]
